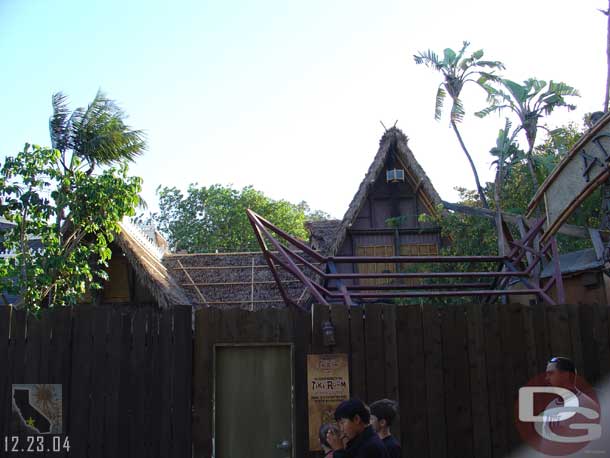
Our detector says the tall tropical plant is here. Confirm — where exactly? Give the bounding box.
[48,91,147,231]
[414,41,505,208]
[49,90,146,174]
[489,119,523,255]
[476,78,579,190]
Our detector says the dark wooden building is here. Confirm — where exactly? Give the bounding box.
[307,127,443,287]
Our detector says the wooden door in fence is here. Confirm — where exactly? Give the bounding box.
[215,345,293,458]
[193,307,310,458]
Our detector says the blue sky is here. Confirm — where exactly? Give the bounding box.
[1,0,608,218]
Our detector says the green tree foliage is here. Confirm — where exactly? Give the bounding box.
[154,184,329,253]
[0,144,142,311]
[437,123,595,259]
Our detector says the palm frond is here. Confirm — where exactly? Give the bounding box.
[49,93,71,153]
[434,85,447,121]
[475,105,501,118]
[413,50,443,70]
[450,97,466,123]
[71,90,146,166]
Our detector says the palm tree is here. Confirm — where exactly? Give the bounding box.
[489,119,522,255]
[49,90,146,174]
[48,90,148,231]
[414,41,505,208]
[476,78,579,190]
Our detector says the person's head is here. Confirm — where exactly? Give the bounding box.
[319,423,337,452]
[545,356,576,387]
[334,398,370,440]
[369,399,398,434]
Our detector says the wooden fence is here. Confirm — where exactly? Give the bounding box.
[2,303,610,458]
[0,305,192,458]
[193,303,610,458]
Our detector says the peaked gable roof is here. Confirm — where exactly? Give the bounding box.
[114,220,191,308]
[327,127,443,256]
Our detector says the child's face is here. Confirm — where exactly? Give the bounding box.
[338,416,362,440]
[370,414,380,433]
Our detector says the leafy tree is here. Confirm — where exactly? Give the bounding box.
[153,184,329,253]
[437,123,594,260]
[476,78,579,190]
[414,41,504,208]
[0,144,142,311]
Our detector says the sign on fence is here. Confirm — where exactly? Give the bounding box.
[307,353,350,451]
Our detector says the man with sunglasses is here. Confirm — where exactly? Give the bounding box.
[541,356,598,441]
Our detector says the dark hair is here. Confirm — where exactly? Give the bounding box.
[369,399,398,426]
[319,423,336,448]
[334,398,370,424]
[549,356,576,374]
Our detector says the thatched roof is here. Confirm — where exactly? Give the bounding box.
[162,251,321,309]
[305,219,341,255]
[327,127,443,256]
[114,220,191,308]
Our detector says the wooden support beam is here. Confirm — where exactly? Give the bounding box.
[442,201,596,239]
[589,228,605,261]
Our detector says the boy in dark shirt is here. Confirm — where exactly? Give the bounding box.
[327,399,389,458]
[369,399,401,458]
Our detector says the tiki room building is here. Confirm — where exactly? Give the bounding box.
[89,127,445,310]
[307,127,443,286]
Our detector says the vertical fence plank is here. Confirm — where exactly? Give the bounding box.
[4,309,24,437]
[49,307,72,458]
[547,303,572,358]
[117,311,133,458]
[397,305,429,458]
[103,309,123,458]
[422,304,446,458]
[441,305,474,457]
[483,303,508,458]
[579,304,599,385]
[172,307,192,458]
[88,308,108,458]
[382,305,399,397]
[382,305,400,443]
[68,306,94,457]
[532,303,551,371]
[193,308,211,458]
[128,310,146,458]
[148,311,162,458]
[159,309,174,458]
[0,307,11,438]
[365,303,384,403]
[330,305,350,354]
[567,304,584,377]
[521,304,539,380]
[595,304,610,380]
[466,303,491,458]
[349,306,366,400]
[292,307,311,458]
[454,305,474,457]
[506,303,529,451]
[311,304,328,354]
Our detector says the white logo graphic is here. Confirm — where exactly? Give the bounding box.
[518,386,602,444]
